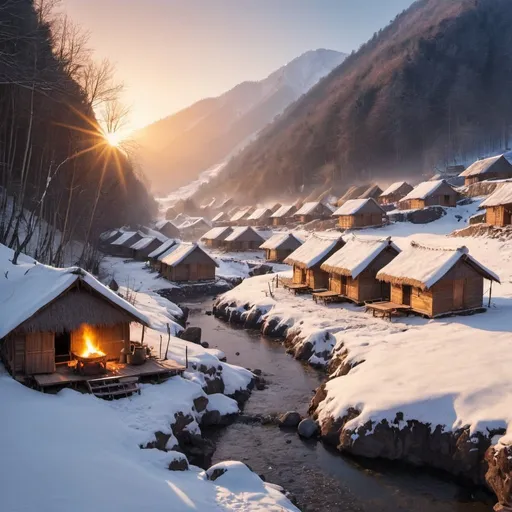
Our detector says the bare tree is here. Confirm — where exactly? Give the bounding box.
[79,58,123,108]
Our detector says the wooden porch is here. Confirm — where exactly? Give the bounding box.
[365,301,412,321]
[28,358,186,390]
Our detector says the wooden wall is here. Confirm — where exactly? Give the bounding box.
[307,268,329,289]
[225,240,261,251]
[486,205,512,227]
[425,194,457,207]
[390,284,434,316]
[164,262,216,282]
[293,265,306,284]
[266,249,293,262]
[338,213,383,229]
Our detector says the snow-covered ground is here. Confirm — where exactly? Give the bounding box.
[215,205,512,444]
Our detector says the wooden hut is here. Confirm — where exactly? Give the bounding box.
[480,182,512,227]
[130,236,165,261]
[109,231,144,258]
[270,204,297,226]
[223,226,265,252]
[376,242,500,318]
[160,243,218,282]
[284,235,345,290]
[336,185,368,207]
[246,208,272,226]
[201,226,233,248]
[211,211,228,227]
[230,207,255,226]
[358,184,383,200]
[148,239,179,272]
[459,155,512,186]
[155,220,181,239]
[398,180,458,210]
[379,182,413,205]
[179,217,211,241]
[0,250,150,379]
[268,203,282,214]
[294,202,333,223]
[260,233,303,263]
[332,198,387,229]
[321,237,400,304]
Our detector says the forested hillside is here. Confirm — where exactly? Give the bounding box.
[0,0,155,267]
[134,49,345,193]
[197,0,512,203]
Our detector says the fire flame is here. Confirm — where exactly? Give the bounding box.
[81,326,105,358]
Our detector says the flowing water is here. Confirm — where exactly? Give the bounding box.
[188,300,494,512]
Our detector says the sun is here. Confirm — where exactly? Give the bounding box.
[105,131,122,147]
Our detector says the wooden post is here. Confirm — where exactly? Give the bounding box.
[141,325,146,344]
[159,335,163,359]
[185,346,188,369]
[488,280,493,308]
[164,323,171,360]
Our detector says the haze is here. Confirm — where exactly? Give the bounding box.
[62,0,413,133]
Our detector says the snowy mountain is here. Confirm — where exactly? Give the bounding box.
[134,49,346,194]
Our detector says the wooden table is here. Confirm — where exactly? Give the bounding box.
[365,301,412,321]
[312,290,342,304]
[284,283,311,295]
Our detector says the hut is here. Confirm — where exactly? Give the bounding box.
[270,204,297,226]
[358,184,383,200]
[260,233,303,263]
[0,244,150,379]
[379,182,413,205]
[160,243,218,282]
[268,203,282,214]
[148,239,179,272]
[230,207,255,226]
[130,236,165,261]
[155,220,181,239]
[211,211,228,226]
[179,217,211,241]
[459,155,512,186]
[336,185,368,206]
[376,242,500,318]
[223,227,265,252]
[294,202,333,223]
[247,208,272,226]
[284,235,345,290]
[109,231,144,258]
[321,237,400,304]
[332,198,387,229]
[480,182,512,226]
[398,180,458,210]
[201,226,233,248]
[165,207,178,220]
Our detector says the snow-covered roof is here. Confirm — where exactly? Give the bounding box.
[460,155,511,177]
[230,208,252,222]
[201,226,232,241]
[332,198,384,216]
[270,204,296,218]
[377,242,500,290]
[211,211,226,222]
[130,237,158,251]
[148,238,177,259]
[380,181,410,197]
[155,219,177,231]
[111,231,141,246]
[295,202,323,216]
[401,180,448,201]
[247,208,271,221]
[321,237,400,278]
[160,243,218,268]
[260,233,303,250]
[284,234,343,269]
[179,217,211,229]
[481,183,512,207]
[224,226,263,242]
[100,229,122,241]
[0,244,150,339]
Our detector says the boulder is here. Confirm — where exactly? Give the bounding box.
[201,341,210,349]
[278,411,302,429]
[193,396,209,413]
[249,264,274,277]
[297,419,319,439]
[168,455,189,471]
[180,326,202,344]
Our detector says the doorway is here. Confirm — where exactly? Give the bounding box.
[402,285,412,306]
[453,279,465,310]
[54,331,71,364]
[340,276,348,296]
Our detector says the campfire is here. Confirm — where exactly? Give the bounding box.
[73,327,107,376]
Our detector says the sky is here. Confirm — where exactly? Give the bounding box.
[62,0,414,134]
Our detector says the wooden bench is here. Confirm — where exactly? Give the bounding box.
[87,375,140,399]
[284,283,311,295]
[365,301,412,321]
[312,290,341,304]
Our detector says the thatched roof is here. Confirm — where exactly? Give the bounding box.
[260,233,303,251]
[284,234,344,269]
[321,237,399,277]
[230,207,255,222]
[148,238,178,259]
[401,180,456,201]
[332,198,385,216]
[376,242,500,290]
[380,181,413,198]
[0,243,150,339]
[460,155,512,177]
[294,202,332,217]
[161,243,218,268]
[481,182,512,207]
[358,184,383,199]
[201,226,233,241]
[224,226,264,243]
[271,204,297,218]
[247,208,271,221]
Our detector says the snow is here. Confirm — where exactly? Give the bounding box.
[161,243,218,268]
[284,233,342,268]
[111,231,142,246]
[148,238,178,258]
[459,154,504,177]
[376,242,500,290]
[202,226,232,241]
[224,226,262,242]
[380,181,409,197]
[321,236,400,278]
[295,201,323,216]
[247,208,270,221]
[130,236,160,250]
[271,204,295,218]
[260,233,303,250]
[0,244,150,339]
[230,208,253,222]
[401,180,446,201]
[179,217,211,229]
[481,182,512,207]
[212,211,226,222]
[155,219,178,231]
[332,198,382,216]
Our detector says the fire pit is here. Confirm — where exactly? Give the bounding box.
[73,338,107,376]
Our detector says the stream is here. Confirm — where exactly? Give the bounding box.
[187,299,494,512]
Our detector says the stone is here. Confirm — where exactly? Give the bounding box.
[286,439,292,444]
[278,411,302,429]
[252,369,262,376]
[207,468,227,481]
[249,264,273,277]
[201,341,210,348]
[168,457,189,471]
[235,351,240,356]
[180,326,201,344]
[297,419,319,439]
[193,396,208,413]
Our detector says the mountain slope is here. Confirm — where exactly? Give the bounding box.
[134,49,346,193]
[198,0,512,203]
